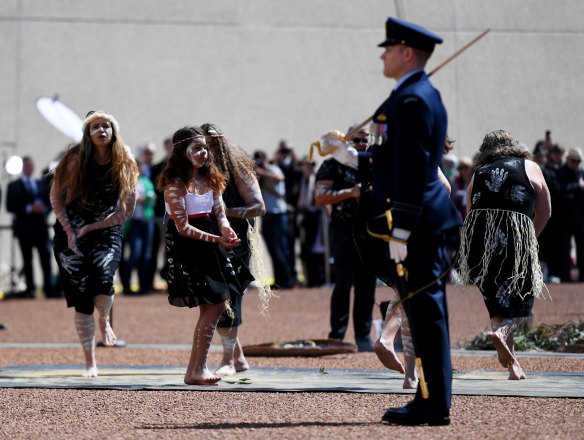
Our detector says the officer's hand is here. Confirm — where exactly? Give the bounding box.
[388,228,410,263]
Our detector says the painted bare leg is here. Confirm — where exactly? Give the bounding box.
[374,296,405,374]
[214,326,238,376]
[94,294,117,347]
[505,318,526,380]
[215,326,250,376]
[233,337,250,372]
[184,303,223,386]
[491,317,518,369]
[401,311,419,389]
[75,312,98,377]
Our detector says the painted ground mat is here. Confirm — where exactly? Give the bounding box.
[0,365,582,398]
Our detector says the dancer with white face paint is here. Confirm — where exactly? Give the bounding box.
[50,110,138,378]
[202,122,271,377]
[158,125,254,386]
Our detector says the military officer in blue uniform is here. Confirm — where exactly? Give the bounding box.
[324,17,461,425]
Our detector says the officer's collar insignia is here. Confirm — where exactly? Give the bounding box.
[376,114,387,122]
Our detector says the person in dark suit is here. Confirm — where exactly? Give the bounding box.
[555,147,584,281]
[6,156,56,297]
[315,125,377,352]
[322,17,462,425]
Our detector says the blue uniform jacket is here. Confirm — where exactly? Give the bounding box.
[358,71,461,239]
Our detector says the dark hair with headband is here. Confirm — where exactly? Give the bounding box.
[157,125,227,193]
[201,122,256,184]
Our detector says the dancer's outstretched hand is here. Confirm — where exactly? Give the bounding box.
[220,224,237,239]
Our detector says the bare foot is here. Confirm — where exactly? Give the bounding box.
[403,376,418,389]
[491,331,514,368]
[214,363,237,376]
[374,339,405,374]
[508,360,527,380]
[235,358,249,373]
[184,369,222,386]
[184,377,222,386]
[82,366,98,378]
[99,318,117,347]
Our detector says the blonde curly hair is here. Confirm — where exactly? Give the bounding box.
[474,130,531,168]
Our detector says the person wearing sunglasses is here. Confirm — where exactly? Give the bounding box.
[315,124,377,353]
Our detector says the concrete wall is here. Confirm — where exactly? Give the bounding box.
[0,0,583,287]
[3,1,584,167]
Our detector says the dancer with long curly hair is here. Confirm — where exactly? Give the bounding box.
[158,125,253,385]
[51,110,138,377]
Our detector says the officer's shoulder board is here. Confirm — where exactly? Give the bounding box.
[402,96,420,104]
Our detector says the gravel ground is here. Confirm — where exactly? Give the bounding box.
[1,283,583,439]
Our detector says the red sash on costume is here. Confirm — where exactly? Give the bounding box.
[168,212,210,221]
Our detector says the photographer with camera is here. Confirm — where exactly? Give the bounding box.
[254,150,295,289]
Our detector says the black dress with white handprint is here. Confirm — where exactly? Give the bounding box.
[53,161,123,309]
[458,157,545,318]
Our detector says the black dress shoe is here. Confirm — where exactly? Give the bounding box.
[382,401,450,426]
[23,290,36,298]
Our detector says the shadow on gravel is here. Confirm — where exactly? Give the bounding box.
[138,421,378,430]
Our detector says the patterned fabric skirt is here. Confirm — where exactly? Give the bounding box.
[164,216,253,308]
[53,223,122,309]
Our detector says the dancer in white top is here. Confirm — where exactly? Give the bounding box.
[157,125,253,386]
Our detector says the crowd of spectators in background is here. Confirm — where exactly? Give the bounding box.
[2,129,584,306]
[249,130,584,290]
[441,131,584,284]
